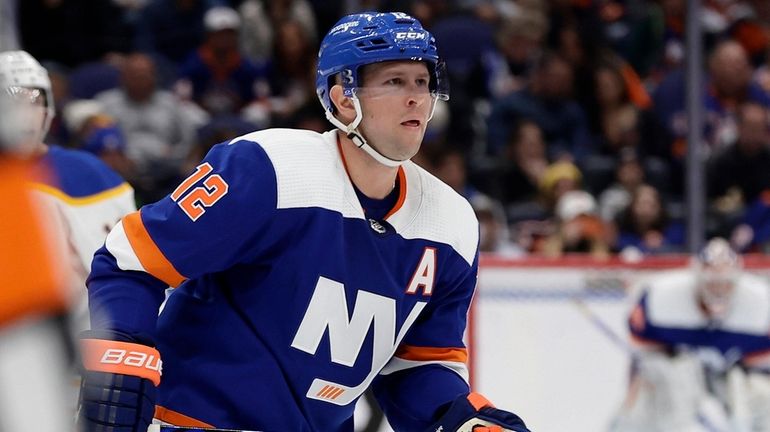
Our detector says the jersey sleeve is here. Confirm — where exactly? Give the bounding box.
[372,250,479,430]
[628,291,669,351]
[87,140,278,336]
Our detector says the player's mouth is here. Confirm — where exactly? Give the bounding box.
[401,119,421,127]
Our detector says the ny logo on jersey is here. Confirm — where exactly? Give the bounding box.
[291,276,426,405]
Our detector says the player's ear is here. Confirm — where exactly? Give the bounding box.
[330,84,356,122]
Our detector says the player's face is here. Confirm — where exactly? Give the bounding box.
[355,61,434,161]
[0,86,47,153]
[698,266,737,318]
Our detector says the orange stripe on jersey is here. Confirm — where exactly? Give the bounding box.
[336,135,407,221]
[80,339,162,386]
[155,405,215,428]
[0,157,68,325]
[629,305,646,333]
[122,211,186,287]
[467,392,495,410]
[330,387,345,400]
[744,348,770,368]
[395,345,468,363]
[383,166,406,220]
[629,334,667,350]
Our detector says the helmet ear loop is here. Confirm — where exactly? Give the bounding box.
[427,95,439,122]
[348,94,366,147]
[320,90,367,148]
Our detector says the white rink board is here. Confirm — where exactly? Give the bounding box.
[472,265,642,432]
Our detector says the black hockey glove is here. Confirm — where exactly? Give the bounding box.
[77,330,160,432]
[427,392,530,432]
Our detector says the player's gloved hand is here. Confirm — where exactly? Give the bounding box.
[77,330,161,432]
[427,392,530,432]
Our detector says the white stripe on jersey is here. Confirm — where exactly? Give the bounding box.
[379,356,470,383]
[105,220,146,273]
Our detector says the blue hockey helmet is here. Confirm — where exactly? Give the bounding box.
[316,12,449,116]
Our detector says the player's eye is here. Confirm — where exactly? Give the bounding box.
[385,77,403,86]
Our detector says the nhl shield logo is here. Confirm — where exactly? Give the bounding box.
[368,218,386,234]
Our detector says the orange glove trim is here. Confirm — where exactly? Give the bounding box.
[467,392,495,411]
[81,339,162,386]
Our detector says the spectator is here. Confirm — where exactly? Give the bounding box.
[62,99,136,182]
[486,52,593,162]
[654,39,770,195]
[580,59,668,195]
[495,118,548,207]
[429,3,498,147]
[713,103,770,252]
[97,52,204,203]
[707,102,770,212]
[263,18,318,126]
[176,5,268,117]
[431,147,479,201]
[597,148,646,223]
[509,161,583,253]
[541,189,613,258]
[538,160,583,218]
[238,0,317,63]
[471,194,524,257]
[615,183,685,254]
[655,39,770,155]
[487,8,548,98]
[134,0,212,65]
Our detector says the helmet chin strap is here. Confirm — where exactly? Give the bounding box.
[323,94,414,168]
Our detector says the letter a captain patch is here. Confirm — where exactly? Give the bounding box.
[406,247,436,296]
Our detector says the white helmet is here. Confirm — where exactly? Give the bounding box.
[0,50,55,153]
[694,237,742,319]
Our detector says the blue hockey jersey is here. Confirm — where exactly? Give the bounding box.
[88,129,479,431]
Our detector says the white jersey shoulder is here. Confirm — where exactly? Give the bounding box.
[230,128,362,219]
[727,273,770,334]
[644,270,704,329]
[644,270,770,334]
[229,129,479,266]
[395,161,478,266]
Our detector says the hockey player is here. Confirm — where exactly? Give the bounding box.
[612,238,770,431]
[0,50,136,332]
[77,11,530,432]
[0,52,76,432]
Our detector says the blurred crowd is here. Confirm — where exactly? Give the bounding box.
[5,0,770,258]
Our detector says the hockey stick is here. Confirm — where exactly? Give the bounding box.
[570,294,636,356]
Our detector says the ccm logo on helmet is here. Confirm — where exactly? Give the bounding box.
[101,348,163,374]
[395,31,426,40]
